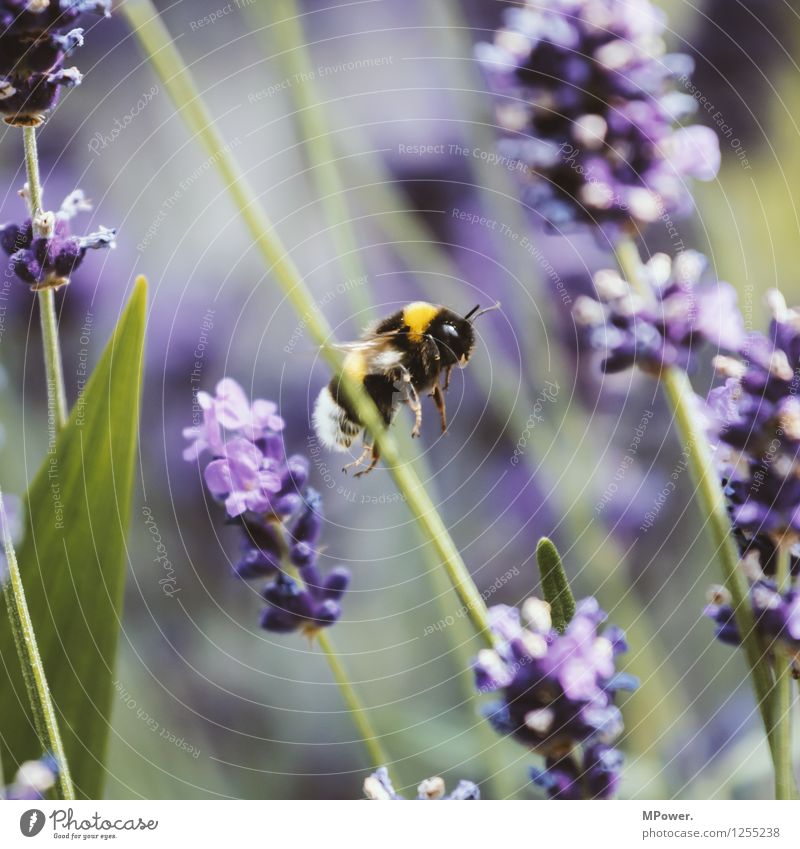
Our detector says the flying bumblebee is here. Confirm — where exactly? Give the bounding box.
[313,301,499,476]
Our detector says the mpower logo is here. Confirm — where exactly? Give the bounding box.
[20,809,45,837]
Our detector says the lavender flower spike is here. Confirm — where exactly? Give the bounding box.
[1,189,116,291]
[474,596,636,799]
[574,251,744,376]
[0,1,111,126]
[363,767,480,800]
[476,0,720,230]
[185,378,350,636]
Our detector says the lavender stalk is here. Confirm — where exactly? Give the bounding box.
[22,127,68,430]
[772,545,796,799]
[1,489,73,800]
[613,236,778,763]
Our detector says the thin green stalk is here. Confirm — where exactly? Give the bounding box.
[615,237,777,755]
[22,128,68,431]
[772,546,797,799]
[0,490,74,800]
[270,521,389,770]
[123,0,495,648]
[265,0,371,318]
[315,632,390,769]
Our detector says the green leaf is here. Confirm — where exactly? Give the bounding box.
[536,537,576,634]
[0,278,147,799]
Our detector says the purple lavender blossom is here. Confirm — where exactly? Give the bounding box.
[1,754,57,800]
[530,742,624,800]
[704,579,800,671]
[703,290,800,543]
[363,767,480,800]
[476,0,720,230]
[185,378,349,636]
[0,1,111,126]
[474,596,635,798]
[0,189,115,290]
[573,251,744,375]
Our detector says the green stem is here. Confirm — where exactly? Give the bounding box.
[22,127,68,431]
[615,237,777,755]
[0,490,74,800]
[772,546,797,799]
[267,0,371,318]
[315,631,390,769]
[271,522,389,770]
[123,0,495,649]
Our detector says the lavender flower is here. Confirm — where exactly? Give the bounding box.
[363,767,480,800]
[474,596,636,798]
[1,755,57,800]
[0,189,115,290]
[530,743,624,800]
[573,251,744,375]
[704,578,800,672]
[185,378,350,636]
[0,1,111,126]
[476,0,720,230]
[704,291,800,542]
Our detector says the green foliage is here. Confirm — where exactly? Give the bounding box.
[0,279,147,799]
[536,537,576,634]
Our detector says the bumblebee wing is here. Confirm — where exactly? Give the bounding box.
[330,332,405,375]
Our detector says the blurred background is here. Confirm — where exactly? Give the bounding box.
[1,0,799,799]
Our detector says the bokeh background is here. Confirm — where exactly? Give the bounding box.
[1,0,799,799]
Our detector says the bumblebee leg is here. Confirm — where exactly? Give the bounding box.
[431,383,447,433]
[406,383,423,438]
[443,365,453,391]
[354,442,380,478]
[342,444,372,475]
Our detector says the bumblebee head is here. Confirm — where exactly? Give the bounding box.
[430,303,500,367]
[430,310,474,367]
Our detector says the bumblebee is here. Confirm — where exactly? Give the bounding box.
[313,301,498,475]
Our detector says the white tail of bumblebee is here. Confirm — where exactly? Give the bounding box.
[313,385,362,451]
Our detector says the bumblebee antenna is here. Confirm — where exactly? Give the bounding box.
[466,301,501,322]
